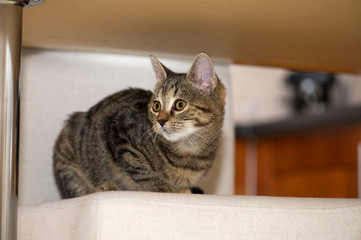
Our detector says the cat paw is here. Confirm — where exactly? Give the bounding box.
[95,182,121,192]
[156,185,178,193]
[178,188,192,194]
[190,186,204,194]
[154,186,192,194]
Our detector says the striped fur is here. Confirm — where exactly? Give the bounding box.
[53,53,225,198]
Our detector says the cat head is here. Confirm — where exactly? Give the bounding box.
[148,53,226,144]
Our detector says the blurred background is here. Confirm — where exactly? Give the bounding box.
[232,65,361,198]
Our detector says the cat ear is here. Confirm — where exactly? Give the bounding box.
[187,53,217,95]
[150,55,173,82]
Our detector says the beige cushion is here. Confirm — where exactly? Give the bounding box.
[18,191,361,240]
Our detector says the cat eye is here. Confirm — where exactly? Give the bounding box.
[174,100,187,111]
[152,101,161,112]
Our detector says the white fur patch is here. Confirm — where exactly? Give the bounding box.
[160,124,196,142]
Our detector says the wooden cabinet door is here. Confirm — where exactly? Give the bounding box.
[236,124,361,198]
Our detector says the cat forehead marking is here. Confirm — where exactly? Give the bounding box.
[157,88,178,112]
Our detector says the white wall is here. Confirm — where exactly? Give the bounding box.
[19,49,234,205]
[231,65,292,125]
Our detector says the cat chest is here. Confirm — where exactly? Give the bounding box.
[164,165,206,188]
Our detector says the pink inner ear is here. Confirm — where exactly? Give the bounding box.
[196,62,214,81]
[151,58,166,82]
[194,55,216,94]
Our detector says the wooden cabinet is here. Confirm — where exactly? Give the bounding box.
[235,123,361,198]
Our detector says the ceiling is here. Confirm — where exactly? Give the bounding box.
[23,0,361,73]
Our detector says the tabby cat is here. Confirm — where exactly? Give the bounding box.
[53,53,226,198]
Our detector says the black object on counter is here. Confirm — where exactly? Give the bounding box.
[286,72,335,115]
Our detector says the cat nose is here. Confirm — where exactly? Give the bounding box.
[157,118,168,127]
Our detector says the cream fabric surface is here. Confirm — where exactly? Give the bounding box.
[18,191,361,240]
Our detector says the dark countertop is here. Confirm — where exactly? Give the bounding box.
[235,105,361,138]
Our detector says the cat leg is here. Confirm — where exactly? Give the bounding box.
[54,158,96,198]
[117,154,192,194]
[95,182,121,192]
[127,174,192,193]
[148,184,192,194]
[160,187,203,194]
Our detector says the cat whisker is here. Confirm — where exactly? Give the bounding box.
[193,131,208,141]
[182,133,192,148]
[142,128,154,140]
[142,129,150,138]
[153,132,158,144]
[152,127,158,144]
